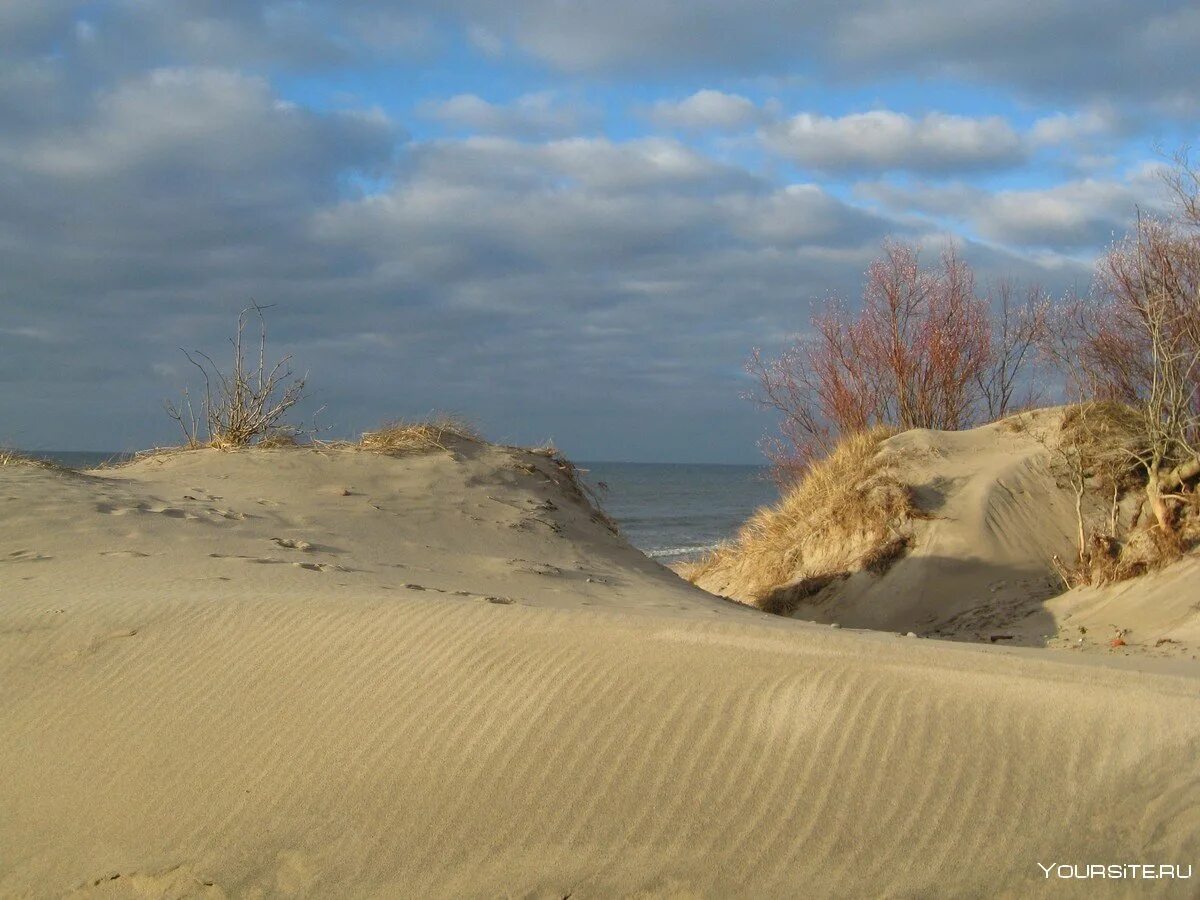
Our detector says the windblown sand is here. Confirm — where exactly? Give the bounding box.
[2,440,1198,897]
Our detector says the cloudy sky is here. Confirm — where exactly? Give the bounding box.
[2,2,1196,461]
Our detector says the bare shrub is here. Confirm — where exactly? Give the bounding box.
[1046,212,1200,542]
[750,240,1044,479]
[167,304,310,449]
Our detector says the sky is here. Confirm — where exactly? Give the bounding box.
[1,1,1196,462]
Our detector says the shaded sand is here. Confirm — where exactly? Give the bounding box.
[2,440,1199,897]
[691,410,1200,659]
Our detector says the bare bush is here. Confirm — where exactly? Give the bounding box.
[749,240,1044,479]
[1047,211,1200,539]
[167,304,310,449]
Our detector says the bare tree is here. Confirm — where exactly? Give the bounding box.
[1047,206,1200,536]
[976,279,1049,419]
[166,304,310,449]
[749,240,1020,477]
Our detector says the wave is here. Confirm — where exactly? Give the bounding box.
[644,544,722,559]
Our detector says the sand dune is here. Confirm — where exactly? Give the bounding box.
[2,439,1199,897]
[692,410,1200,658]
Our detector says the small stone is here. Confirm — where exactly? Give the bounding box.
[830,623,841,629]
[905,631,917,638]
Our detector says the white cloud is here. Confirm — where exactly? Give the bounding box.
[762,110,1025,173]
[860,168,1172,248]
[1029,107,1118,147]
[645,90,762,131]
[423,92,593,139]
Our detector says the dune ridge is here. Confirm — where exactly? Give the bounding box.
[689,410,1200,656]
[2,438,1199,897]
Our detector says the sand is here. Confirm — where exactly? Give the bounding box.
[693,410,1200,660]
[2,437,1199,897]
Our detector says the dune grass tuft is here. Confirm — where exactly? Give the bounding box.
[0,448,69,471]
[358,416,480,454]
[684,426,914,611]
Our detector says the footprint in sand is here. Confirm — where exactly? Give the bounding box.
[100,550,151,558]
[294,561,349,573]
[271,537,314,551]
[3,549,53,563]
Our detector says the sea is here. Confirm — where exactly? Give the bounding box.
[21,451,779,564]
[579,462,778,562]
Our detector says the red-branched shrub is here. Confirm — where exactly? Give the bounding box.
[750,240,1045,479]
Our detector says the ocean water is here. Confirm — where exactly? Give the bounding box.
[579,462,778,562]
[23,451,778,564]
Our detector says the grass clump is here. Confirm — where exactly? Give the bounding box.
[358,416,480,454]
[684,426,915,611]
[0,449,69,471]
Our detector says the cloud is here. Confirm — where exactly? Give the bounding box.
[644,90,763,131]
[438,1,1200,112]
[422,92,595,139]
[1029,107,1120,148]
[833,0,1200,113]
[0,0,79,52]
[0,0,1170,461]
[860,167,1172,249]
[0,65,914,457]
[762,110,1025,174]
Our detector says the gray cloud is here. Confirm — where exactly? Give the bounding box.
[441,1,1200,113]
[0,54,916,459]
[11,2,1197,114]
[0,0,1165,462]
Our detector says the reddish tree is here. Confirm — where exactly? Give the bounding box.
[750,240,1042,479]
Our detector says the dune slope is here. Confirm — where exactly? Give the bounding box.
[691,411,1200,656]
[2,442,1199,897]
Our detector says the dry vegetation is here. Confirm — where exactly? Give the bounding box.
[748,240,1046,478]
[1050,401,1200,587]
[357,416,480,454]
[0,449,67,470]
[723,154,1200,609]
[167,303,311,450]
[682,427,914,613]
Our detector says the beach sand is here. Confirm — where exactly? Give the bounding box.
[2,438,1198,896]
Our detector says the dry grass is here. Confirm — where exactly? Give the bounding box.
[1061,527,1192,588]
[1049,401,1198,587]
[685,427,915,610]
[358,416,480,454]
[0,449,69,471]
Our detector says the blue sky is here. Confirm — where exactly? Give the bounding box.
[1,1,1196,461]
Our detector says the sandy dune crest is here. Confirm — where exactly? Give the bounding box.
[692,411,1200,658]
[2,440,1199,897]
